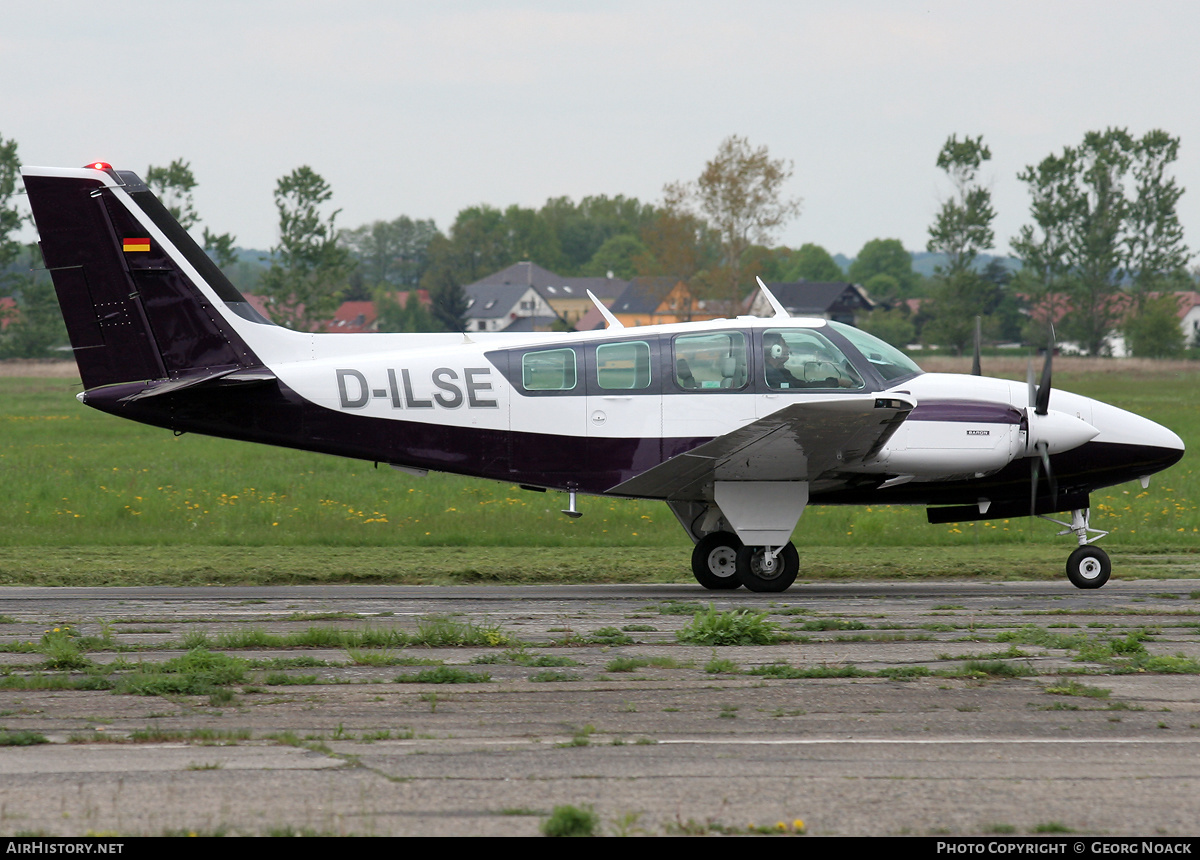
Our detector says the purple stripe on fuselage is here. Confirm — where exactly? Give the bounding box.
[907,400,1023,424]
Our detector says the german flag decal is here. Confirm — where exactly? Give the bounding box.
[123,237,151,253]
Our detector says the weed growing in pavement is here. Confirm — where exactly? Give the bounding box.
[395,666,490,684]
[412,616,516,647]
[676,606,780,646]
[541,804,599,837]
[0,729,48,746]
[1044,680,1111,698]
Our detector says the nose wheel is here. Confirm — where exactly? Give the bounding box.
[1041,507,1112,589]
[1066,545,1110,589]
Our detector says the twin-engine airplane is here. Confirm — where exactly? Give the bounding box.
[20,164,1185,592]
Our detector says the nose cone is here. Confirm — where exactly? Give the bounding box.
[1091,399,1184,451]
[1088,398,1185,477]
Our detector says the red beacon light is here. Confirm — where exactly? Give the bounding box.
[82,161,122,186]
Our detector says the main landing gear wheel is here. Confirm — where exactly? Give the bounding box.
[736,542,799,593]
[1066,545,1111,589]
[691,531,743,590]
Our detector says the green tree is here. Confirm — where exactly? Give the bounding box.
[784,243,844,282]
[0,136,68,357]
[1124,294,1185,358]
[375,288,436,333]
[1126,129,1191,301]
[847,239,922,299]
[1011,149,1077,343]
[260,166,352,331]
[583,233,647,279]
[340,216,439,298]
[540,194,657,274]
[859,306,915,349]
[418,203,563,331]
[145,159,238,268]
[0,135,25,282]
[201,227,239,269]
[0,263,68,359]
[420,233,470,332]
[667,135,802,309]
[145,159,199,230]
[1015,128,1189,356]
[922,134,1000,354]
[634,204,721,286]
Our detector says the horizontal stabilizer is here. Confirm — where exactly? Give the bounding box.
[117,368,278,403]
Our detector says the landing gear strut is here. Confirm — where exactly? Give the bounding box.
[1041,507,1111,589]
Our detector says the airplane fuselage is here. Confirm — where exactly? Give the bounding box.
[82,317,1182,512]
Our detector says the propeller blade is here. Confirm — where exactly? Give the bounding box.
[1038,441,1058,510]
[971,316,982,376]
[1030,451,1040,518]
[1035,325,1054,416]
[1027,357,1036,410]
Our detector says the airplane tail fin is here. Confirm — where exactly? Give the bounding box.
[21,164,268,391]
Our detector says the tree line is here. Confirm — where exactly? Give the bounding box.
[0,130,1194,357]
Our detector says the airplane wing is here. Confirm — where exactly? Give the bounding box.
[607,394,914,500]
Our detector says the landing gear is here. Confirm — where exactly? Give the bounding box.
[1066,546,1111,589]
[670,485,808,594]
[735,542,799,593]
[1040,507,1112,590]
[691,532,743,590]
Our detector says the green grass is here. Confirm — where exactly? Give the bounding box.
[0,366,1196,584]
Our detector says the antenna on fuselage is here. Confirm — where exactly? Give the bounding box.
[755,277,790,319]
[587,290,623,330]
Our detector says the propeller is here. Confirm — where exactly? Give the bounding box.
[971,316,982,376]
[1027,325,1058,514]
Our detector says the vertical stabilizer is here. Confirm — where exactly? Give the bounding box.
[22,165,264,391]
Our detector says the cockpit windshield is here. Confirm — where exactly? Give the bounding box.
[828,321,923,382]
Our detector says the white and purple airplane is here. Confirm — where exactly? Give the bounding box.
[20,163,1185,592]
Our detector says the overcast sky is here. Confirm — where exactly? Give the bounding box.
[5,1,1199,264]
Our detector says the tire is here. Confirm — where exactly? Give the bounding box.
[735,542,799,593]
[691,532,743,590]
[1066,545,1111,589]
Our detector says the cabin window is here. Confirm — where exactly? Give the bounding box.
[596,341,652,390]
[673,331,747,390]
[762,328,864,390]
[522,348,577,391]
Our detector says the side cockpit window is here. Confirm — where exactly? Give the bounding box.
[762,328,864,390]
[673,331,748,390]
[522,348,577,391]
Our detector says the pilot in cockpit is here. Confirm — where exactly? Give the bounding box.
[763,332,804,389]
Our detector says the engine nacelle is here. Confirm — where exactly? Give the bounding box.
[868,420,1024,479]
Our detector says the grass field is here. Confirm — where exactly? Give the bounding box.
[0,358,1195,584]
